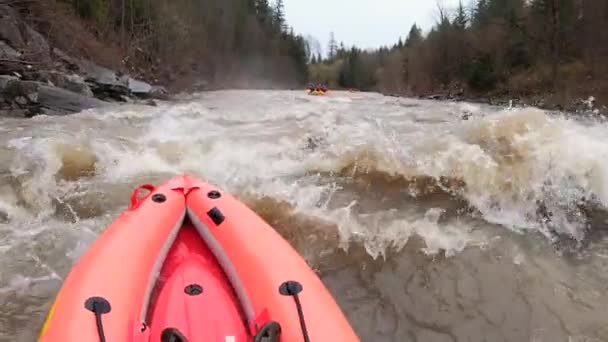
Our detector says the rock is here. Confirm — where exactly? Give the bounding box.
[2,78,107,115]
[426,94,445,100]
[124,76,152,94]
[77,60,166,100]
[2,79,38,100]
[150,85,170,100]
[14,96,27,105]
[0,5,49,62]
[0,75,18,90]
[37,84,107,114]
[0,109,28,118]
[462,112,473,120]
[0,5,25,49]
[193,79,209,90]
[22,26,50,62]
[34,71,94,97]
[151,85,167,95]
[122,76,170,99]
[77,60,129,101]
[79,60,124,87]
[52,48,78,71]
[0,41,21,59]
[304,135,327,151]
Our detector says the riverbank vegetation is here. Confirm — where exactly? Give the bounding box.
[311,0,608,111]
[2,0,310,90]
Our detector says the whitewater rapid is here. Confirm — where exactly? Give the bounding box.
[1,90,608,341]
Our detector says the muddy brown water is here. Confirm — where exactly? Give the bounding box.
[1,90,608,341]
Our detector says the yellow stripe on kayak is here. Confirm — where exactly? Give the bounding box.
[38,297,58,341]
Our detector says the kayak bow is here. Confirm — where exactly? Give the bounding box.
[39,175,358,342]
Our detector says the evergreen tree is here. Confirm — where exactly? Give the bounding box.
[272,0,286,32]
[405,24,422,48]
[473,0,489,27]
[454,0,468,30]
[328,32,338,59]
[255,0,271,24]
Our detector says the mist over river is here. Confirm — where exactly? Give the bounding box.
[1,90,608,341]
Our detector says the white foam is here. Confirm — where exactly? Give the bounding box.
[1,91,607,262]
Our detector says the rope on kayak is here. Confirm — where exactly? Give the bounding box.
[84,297,111,342]
[279,281,310,342]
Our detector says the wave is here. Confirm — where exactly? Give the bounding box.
[2,102,608,260]
[304,109,608,246]
[241,193,485,263]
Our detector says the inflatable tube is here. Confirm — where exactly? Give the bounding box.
[308,90,326,96]
[39,175,359,342]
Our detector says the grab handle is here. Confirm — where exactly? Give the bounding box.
[129,184,156,210]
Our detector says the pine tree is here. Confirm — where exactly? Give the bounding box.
[255,0,271,24]
[336,42,346,58]
[397,38,404,49]
[328,31,338,59]
[473,0,489,27]
[405,24,422,48]
[273,0,286,32]
[454,0,468,30]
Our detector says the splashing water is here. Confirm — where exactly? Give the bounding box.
[1,90,608,341]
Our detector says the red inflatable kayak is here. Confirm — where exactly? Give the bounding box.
[39,175,358,342]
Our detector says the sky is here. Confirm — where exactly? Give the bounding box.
[283,0,462,55]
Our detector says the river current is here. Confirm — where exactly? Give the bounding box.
[1,90,607,341]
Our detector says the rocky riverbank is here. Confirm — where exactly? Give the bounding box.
[0,3,169,118]
[385,86,608,117]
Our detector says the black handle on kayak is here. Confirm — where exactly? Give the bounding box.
[253,321,282,342]
[84,297,111,342]
[279,281,310,342]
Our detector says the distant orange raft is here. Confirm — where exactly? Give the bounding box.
[38,176,359,342]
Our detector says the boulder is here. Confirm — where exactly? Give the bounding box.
[0,41,21,59]
[77,60,166,100]
[34,71,94,97]
[2,78,107,115]
[2,79,38,100]
[0,5,50,62]
[0,108,28,118]
[77,60,129,101]
[37,84,107,114]
[0,5,24,49]
[52,48,79,71]
[0,74,18,90]
[150,85,169,99]
[22,25,50,62]
[124,76,152,94]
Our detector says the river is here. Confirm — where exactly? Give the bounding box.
[1,90,608,341]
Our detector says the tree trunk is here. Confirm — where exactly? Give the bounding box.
[550,0,560,89]
[121,0,126,49]
[130,0,134,34]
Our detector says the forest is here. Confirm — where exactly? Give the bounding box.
[4,0,608,106]
[310,0,608,106]
[17,0,311,89]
